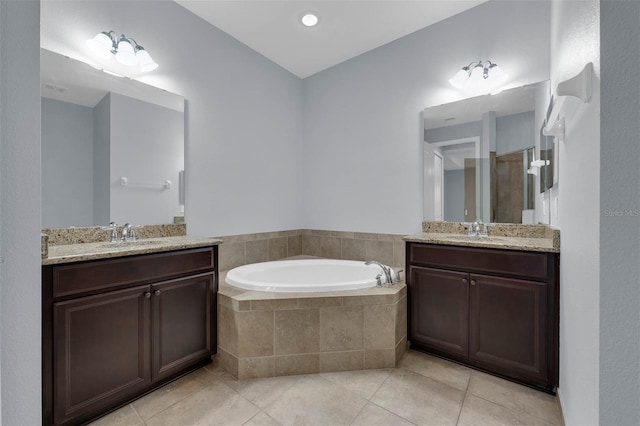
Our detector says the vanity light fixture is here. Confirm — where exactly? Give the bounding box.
[449,60,506,89]
[86,31,158,72]
[301,12,319,27]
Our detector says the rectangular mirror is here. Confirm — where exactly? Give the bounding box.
[423,81,551,224]
[41,49,185,228]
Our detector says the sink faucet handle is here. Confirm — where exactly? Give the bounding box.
[101,222,119,242]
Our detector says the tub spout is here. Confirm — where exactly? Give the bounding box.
[365,260,393,285]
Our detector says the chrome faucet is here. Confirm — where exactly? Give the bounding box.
[365,260,393,285]
[102,222,119,242]
[121,223,138,242]
[468,220,489,237]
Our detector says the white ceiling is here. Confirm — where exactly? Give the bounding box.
[175,0,486,78]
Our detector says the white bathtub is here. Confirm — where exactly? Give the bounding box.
[225,259,387,292]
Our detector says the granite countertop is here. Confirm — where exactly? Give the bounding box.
[43,236,223,265]
[403,221,560,253]
[403,232,559,253]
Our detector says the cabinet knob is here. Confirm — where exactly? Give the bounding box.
[462,278,468,284]
[470,280,477,286]
[154,290,161,296]
[144,292,151,298]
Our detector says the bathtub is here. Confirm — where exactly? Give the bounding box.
[225,259,386,292]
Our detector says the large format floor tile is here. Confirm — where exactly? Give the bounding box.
[371,368,466,425]
[89,349,564,426]
[262,374,368,425]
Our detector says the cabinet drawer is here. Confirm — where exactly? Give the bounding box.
[52,247,215,298]
[408,243,548,280]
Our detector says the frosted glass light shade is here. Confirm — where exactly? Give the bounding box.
[449,68,469,88]
[115,39,136,66]
[467,64,485,86]
[136,49,158,72]
[86,32,113,58]
[488,64,506,82]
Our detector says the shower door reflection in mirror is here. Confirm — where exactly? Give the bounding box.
[423,81,552,224]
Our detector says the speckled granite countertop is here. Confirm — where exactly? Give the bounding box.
[43,236,223,265]
[404,222,560,253]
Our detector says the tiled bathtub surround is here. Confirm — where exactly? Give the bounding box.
[217,229,406,272]
[218,273,408,380]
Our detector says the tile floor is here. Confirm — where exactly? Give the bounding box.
[90,350,564,426]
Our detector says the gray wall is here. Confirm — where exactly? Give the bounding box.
[109,93,183,225]
[41,98,94,228]
[0,0,42,423]
[496,111,535,155]
[444,169,465,222]
[41,0,304,237]
[550,0,601,424]
[599,0,640,424]
[303,1,550,234]
[93,94,110,225]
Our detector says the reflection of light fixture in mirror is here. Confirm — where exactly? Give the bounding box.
[86,30,158,72]
[449,60,507,89]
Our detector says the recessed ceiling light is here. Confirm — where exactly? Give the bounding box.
[301,13,319,27]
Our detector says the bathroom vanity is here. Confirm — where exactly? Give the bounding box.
[405,224,559,393]
[41,236,221,425]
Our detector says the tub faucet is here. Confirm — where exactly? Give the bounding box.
[365,260,393,285]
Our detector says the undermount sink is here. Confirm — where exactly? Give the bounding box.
[97,240,162,248]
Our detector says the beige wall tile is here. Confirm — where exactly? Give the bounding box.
[268,237,288,261]
[395,296,407,344]
[354,232,379,240]
[251,298,298,311]
[219,242,245,271]
[364,304,396,349]
[218,234,256,244]
[215,346,239,378]
[320,306,364,352]
[275,309,320,355]
[302,235,322,256]
[274,354,320,376]
[393,241,406,269]
[330,231,355,238]
[256,231,280,240]
[341,239,366,261]
[320,237,341,258]
[218,305,238,355]
[310,230,332,236]
[319,351,364,372]
[343,294,399,306]
[376,233,397,242]
[298,297,343,308]
[236,310,274,357]
[365,240,394,266]
[287,235,302,256]
[238,357,274,380]
[245,239,268,264]
[395,337,408,363]
[278,229,302,237]
[364,348,396,369]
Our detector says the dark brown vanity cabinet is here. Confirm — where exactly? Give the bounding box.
[43,246,218,425]
[407,242,559,393]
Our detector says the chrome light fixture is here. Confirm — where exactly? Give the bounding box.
[86,31,158,72]
[449,60,506,89]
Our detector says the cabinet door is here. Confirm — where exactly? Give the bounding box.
[152,273,213,381]
[409,266,469,358]
[469,274,548,382]
[53,285,151,424]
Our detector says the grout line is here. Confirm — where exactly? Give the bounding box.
[130,403,145,426]
[455,386,470,425]
[363,401,418,426]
